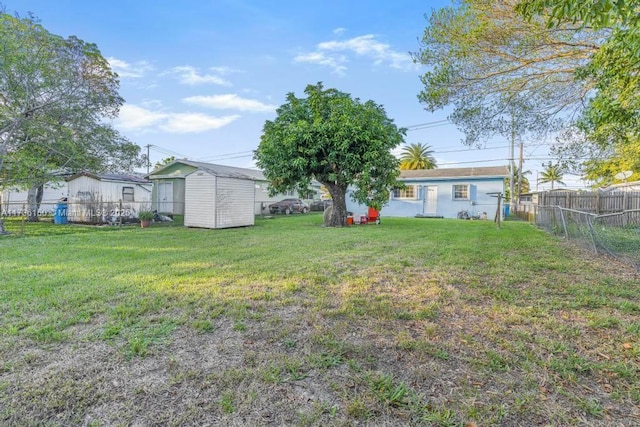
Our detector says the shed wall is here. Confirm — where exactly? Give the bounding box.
[184,172,216,228]
[216,177,255,228]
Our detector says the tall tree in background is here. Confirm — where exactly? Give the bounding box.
[518,0,640,186]
[539,162,565,190]
[154,156,176,170]
[399,143,437,170]
[255,83,405,227]
[414,0,599,148]
[0,12,142,222]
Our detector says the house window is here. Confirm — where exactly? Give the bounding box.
[122,186,134,202]
[453,184,469,200]
[393,185,417,199]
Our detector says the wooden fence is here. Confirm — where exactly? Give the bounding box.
[537,191,640,214]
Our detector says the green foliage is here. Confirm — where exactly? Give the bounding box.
[399,143,437,170]
[153,156,176,170]
[414,0,595,146]
[517,0,640,184]
[138,211,154,221]
[0,12,142,191]
[539,162,565,189]
[255,82,405,226]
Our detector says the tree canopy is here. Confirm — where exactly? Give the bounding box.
[254,83,405,227]
[399,143,437,170]
[539,162,565,189]
[416,0,640,186]
[0,12,142,192]
[414,0,599,147]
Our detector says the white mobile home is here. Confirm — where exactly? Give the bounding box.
[66,172,152,223]
[184,168,255,229]
[1,181,68,216]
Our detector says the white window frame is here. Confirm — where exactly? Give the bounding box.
[122,186,135,202]
[453,184,470,200]
[393,185,417,200]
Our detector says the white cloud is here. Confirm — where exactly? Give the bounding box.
[170,66,232,86]
[333,27,347,35]
[107,57,154,78]
[209,66,243,75]
[183,94,277,112]
[294,34,412,74]
[117,104,168,130]
[115,104,239,133]
[160,113,240,133]
[293,52,348,75]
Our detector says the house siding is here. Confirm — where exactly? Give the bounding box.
[1,182,68,215]
[67,175,152,223]
[184,172,217,228]
[346,174,505,220]
[216,177,255,228]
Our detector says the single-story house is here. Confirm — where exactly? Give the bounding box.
[66,172,152,223]
[1,181,68,216]
[147,160,319,216]
[184,168,257,229]
[346,166,509,219]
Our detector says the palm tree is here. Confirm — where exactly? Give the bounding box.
[505,167,532,198]
[399,143,437,170]
[539,163,565,190]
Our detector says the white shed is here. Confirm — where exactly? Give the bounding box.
[66,172,152,223]
[184,168,256,229]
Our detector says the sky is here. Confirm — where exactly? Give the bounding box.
[6,0,582,190]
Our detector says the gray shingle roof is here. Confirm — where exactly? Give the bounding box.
[151,159,265,181]
[399,166,509,179]
[66,172,151,183]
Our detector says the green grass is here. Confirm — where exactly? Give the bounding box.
[1,214,639,426]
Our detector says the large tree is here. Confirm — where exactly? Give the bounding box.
[518,0,640,185]
[0,12,142,222]
[414,0,600,148]
[399,143,437,170]
[255,83,405,227]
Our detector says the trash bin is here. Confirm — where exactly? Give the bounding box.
[54,201,68,224]
[346,215,354,225]
[503,203,510,219]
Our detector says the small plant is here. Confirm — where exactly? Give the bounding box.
[138,210,154,221]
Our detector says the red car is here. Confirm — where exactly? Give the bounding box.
[269,198,309,215]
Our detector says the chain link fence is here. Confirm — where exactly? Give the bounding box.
[537,206,640,270]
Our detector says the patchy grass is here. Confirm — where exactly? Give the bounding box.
[1,214,639,426]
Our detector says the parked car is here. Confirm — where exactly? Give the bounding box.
[310,199,333,211]
[269,198,309,215]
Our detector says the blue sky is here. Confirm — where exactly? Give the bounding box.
[7,0,575,189]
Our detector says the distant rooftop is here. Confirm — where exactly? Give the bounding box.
[400,166,509,179]
[66,172,151,183]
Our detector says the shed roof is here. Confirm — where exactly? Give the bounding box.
[149,159,264,181]
[66,172,151,184]
[399,166,509,180]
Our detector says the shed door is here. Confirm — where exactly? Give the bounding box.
[423,186,438,215]
[157,182,173,213]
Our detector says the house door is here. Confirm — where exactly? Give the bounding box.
[423,186,438,215]
[157,182,173,213]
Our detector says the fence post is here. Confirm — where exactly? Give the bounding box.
[21,203,26,237]
[585,215,599,254]
[558,207,569,239]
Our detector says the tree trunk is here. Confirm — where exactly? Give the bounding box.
[27,184,44,222]
[323,182,347,227]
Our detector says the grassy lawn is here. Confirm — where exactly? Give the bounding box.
[1,214,639,426]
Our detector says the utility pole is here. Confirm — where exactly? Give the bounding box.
[509,113,515,216]
[517,140,523,205]
[145,144,151,175]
